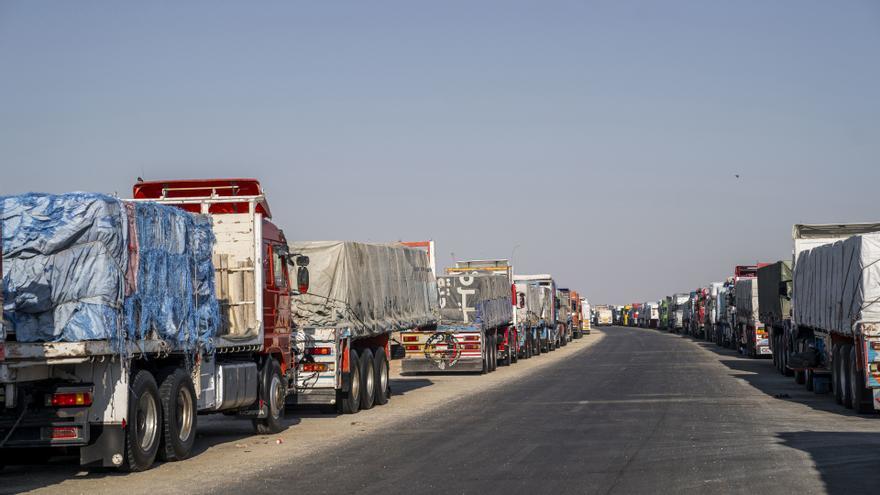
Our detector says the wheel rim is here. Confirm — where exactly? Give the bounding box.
[351,365,360,402]
[379,359,388,397]
[137,391,159,451]
[365,361,374,399]
[269,373,284,419]
[177,387,194,442]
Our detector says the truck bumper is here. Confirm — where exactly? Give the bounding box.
[401,357,483,373]
[291,388,337,405]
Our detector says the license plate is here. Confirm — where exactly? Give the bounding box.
[759,346,770,354]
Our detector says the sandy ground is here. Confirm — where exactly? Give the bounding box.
[4,331,605,495]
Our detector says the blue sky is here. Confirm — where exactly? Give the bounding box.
[1,1,878,303]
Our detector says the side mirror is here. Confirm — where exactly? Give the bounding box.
[779,282,790,298]
[296,266,309,294]
[295,255,309,267]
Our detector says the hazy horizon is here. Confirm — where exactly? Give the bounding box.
[2,1,878,304]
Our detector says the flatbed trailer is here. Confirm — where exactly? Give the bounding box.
[0,180,303,470]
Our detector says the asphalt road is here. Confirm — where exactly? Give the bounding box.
[223,326,880,495]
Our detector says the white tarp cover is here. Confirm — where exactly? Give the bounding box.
[289,241,439,338]
[437,273,511,330]
[735,278,759,323]
[514,283,543,328]
[792,233,880,335]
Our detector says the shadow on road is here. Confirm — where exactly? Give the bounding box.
[778,431,880,494]
[390,377,434,396]
[0,415,304,493]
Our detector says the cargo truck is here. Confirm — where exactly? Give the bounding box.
[0,180,309,471]
[579,297,592,335]
[556,288,573,346]
[570,291,583,339]
[670,294,689,333]
[596,306,613,326]
[400,259,514,372]
[289,241,438,413]
[759,261,794,377]
[514,274,558,352]
[513,282,546,358]
[735,277,771,358]
[786,223,880,410]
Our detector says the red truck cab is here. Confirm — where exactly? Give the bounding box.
[132,178,296,374]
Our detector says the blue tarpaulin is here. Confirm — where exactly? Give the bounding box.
[1,193,219,351]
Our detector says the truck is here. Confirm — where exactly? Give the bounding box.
[570,291,583,339]
[400,260,514,373]
[644,301,660,328]
[556,288,573,346]
[0,180,308,471]
[289,241,438,413]
[513,274,558,352]
[759,261,794,376]
[659,297,670,330]
[785,223,880,410]
[734,277,771,358]
[705,283,723,342]
[579,297,592,335]
[669,293,689,333]
[513,282,547,358]
[596,305,613,326]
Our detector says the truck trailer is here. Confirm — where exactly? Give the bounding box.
[0,180,308,470]
[289,241,438,413]
[787,223,880,410]
[514,274,558,353]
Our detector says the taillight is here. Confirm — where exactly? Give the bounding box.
[49,426,80,440]
[463,343,480,350]
[48,391,92,407]
[300,362,332,372]
[402,335,419,343]
[305,347,332,355]
[462,335,480,342]
[405,345,420,351]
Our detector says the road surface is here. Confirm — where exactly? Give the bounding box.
[7,326,880,494]
[224,326,880,495]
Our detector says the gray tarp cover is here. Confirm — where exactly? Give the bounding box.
[289,241,439,338]
[758,261,792,325]
[438,273,512,330]
[735,278,759,323]
[792,233,880,335]
[514,283,545,328]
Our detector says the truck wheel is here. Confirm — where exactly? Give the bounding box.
[481,344,489,374]
[359,348,376,410]
[373,347,390,406]
[124,369,162,472]
[841,344,854,409]
[849,345,873,413]
[254,358,285,434]
[511,336,519,364]
[488,334,497,372]
[158,368,197,461]
[805,369,814,391]
[833,344,844,405]
[338,349,361,414]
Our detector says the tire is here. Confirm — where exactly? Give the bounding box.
[359,347,376,410]
[254,358,286,434]
[124,369,162,472]
[833,344,844,405]
[511,333,519,364]
[373,347,390,406]
[481,340,489,375]
[841,344,854,409]
[338,349,361,414]
[158,368,197,461]
[489,334,498,371]
[772,335,780,372]
[850,345,873,414]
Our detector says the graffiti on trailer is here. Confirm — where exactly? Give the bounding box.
[423,332,462,370]
[438,274,477,323]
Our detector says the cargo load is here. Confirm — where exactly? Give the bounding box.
[758,261,792,326]
[515,283,544,328]
[289,241,439,338]
[438,273,511,330]
[735,278,759,324]
[1,193,219,350]
[792,233,880,335]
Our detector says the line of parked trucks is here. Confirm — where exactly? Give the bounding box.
[0,178,593,471]
[614,222,880,415]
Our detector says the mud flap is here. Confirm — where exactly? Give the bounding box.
[80,424,125,468]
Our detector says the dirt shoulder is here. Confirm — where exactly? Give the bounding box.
[9,330,605,495]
